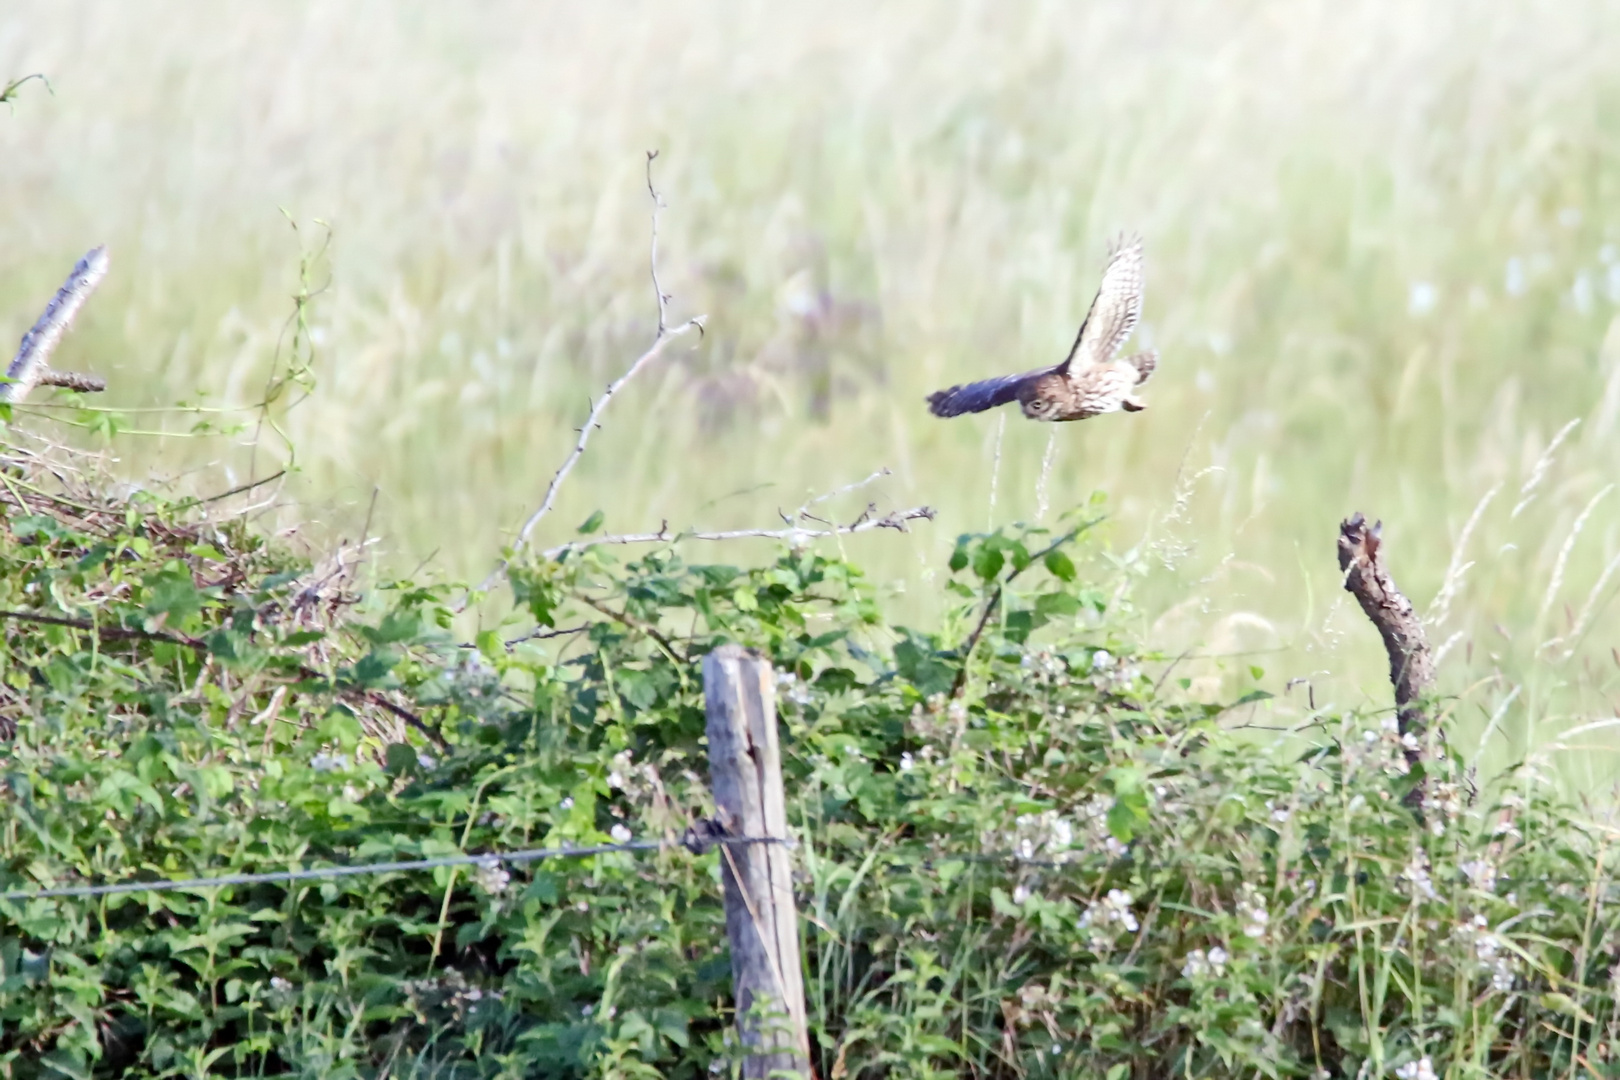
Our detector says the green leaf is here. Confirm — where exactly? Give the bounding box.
[145,566,204,622]
[1035,591,1080,619]
[349,649,399,687]
[11,514,70,543]
[1249,664,1265,681]
[972,545,1004,581]
[1044,549,1077,581]
[384,742,420,776]
[475,629,504,660]
[370,608,423,644]
[1107,790,1149,842]
[578,509,605,534]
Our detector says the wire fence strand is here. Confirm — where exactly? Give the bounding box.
[0,834,789,902]
[1,830,1100,904]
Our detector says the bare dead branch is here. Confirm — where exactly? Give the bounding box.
[543,505,935,559]
[4,247,110,406]
[1338,512,1434,774]
[37,370,107,393]
[792,467,891,519]
[468,153,702,602]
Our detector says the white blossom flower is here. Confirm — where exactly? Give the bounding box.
[310,753,349,773]
[1402,852,1439,900]
[899,752,915,772]
[1237,884,1270,940]
[1183,946,1229,978]
[1012,883,1031,904]
[473,857,510,896]
[1460,859,1497,893]
[1395,1056,1436,1080]
[609,823,633,844]
[1078,889,1139,952]
[1454,914,1515,993]
[775,670,814,706]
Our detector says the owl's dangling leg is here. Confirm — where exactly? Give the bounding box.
[1121,396,1148,412]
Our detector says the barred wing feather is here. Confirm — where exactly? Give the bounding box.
[1058,235,1145,372]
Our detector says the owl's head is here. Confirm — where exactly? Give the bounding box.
[1017,373,1070,421]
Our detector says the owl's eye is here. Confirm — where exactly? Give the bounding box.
[1030,400,1045,411]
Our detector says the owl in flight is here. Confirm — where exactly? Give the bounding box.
[927,236,1156,422]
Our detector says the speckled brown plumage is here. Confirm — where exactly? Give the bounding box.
[927,236,1157,422]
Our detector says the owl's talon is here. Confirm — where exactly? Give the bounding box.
[1122,396,1147,412]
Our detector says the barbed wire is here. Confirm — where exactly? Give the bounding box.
[0,831,786,902]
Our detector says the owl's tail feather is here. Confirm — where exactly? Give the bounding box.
[1126,350,1157,385]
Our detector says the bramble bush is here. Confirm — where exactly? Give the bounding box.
[2,457,1619,1080]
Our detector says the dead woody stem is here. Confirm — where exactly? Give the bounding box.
[1338,512,1435,776]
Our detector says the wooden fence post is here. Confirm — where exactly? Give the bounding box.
[702,644,810,1079]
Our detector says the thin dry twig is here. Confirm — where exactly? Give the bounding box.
[472,152,704,600]
[792,467,891,520]
[543,505,935,560]
[4,247,110,406]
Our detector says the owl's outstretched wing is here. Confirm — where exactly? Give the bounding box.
[1057,235,1145,373]
[926,367,1050,417]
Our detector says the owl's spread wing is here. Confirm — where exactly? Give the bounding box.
[926,367,1051,417]
[1057,235,1145,373]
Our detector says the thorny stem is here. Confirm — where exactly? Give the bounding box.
[949,519,1102,698]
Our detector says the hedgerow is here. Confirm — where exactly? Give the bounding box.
[1,453,1618,1080]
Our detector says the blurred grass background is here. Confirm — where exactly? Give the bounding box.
[4,0,1620,781]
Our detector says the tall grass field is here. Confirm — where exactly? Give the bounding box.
[5,0,1620,783]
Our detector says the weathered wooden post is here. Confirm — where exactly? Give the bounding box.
[702,644,810,1079]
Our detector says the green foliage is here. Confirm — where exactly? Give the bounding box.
[2,485,1619,1079]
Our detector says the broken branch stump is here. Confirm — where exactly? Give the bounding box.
[4,246,110,405]
[1338,512,1435,776]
